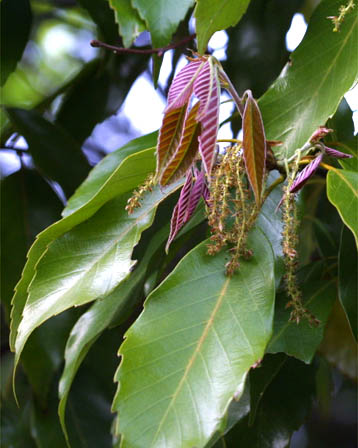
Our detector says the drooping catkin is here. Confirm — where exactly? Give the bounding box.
[125,173,156,214]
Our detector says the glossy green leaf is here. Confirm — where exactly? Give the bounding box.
[10,145,156,351]
[194,0,251,54]
[259,0,358,160]
[77,0,118,43]
[338,226,357,340]
[5,108,91,198]
[113,228,275,447]
[58,224,170,441]
[1,169,62,313]
[108,0,146,47]
[63,132,157,217]
[14,180,180,378]
[0,0,32,86]
[326,169,358,248]
[131,0,194,48]
[267,279,336,363]
[242,92,266,205]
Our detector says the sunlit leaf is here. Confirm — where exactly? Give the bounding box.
[113,229,275,447]
[326,168,358,248]
[109,0,146,47]
[242,91,266,205]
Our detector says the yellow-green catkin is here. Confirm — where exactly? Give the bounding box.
[329,0,355,32]
[207,144,258,276]
[125,173,156,214]
[281,170,320,326]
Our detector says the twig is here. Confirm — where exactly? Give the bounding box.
[90,34,196,57]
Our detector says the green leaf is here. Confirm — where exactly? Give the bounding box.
[0,0,32,86]
[242,91,266,205]
[194,0,251,54]
[63,132,157,217]
[10,145,156,351]
[5,108,91,198]
[113,228,275,447]
[259,0,358,160]
[267,279,336,363]
[77,0,118,43]
[108,0,146,48]
[131,0,194,48]
[338,226,357,340]
[58,223,170,441]
[326,169,358,248]
[1,169,62,313]
[13,180,180,379]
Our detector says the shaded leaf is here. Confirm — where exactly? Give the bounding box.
[0,0,32,86]
[267,279,336,363]
[77,0,118,43]
[160,102,201,186]
[243,91,267,204]
[131,0,194,48]
[13,180,180,379]
[259,0,358,160]
[1,169,62,313]
[10,145,157,351]
[194,0,251,54]
[156,105,188,177]
[326,169,358,248]
[5,108,91,198]
[113,228,275,447]
[290,153,323,193]
[194,58,221,175]
[319,299,357,381]
[108,0,146,48]
[338,226,357,340]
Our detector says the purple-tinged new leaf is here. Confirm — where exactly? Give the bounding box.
[194,57,220,176]
[324,146,353,159]
[185,171,205,220]
[290,153,324,193]
[166,172,193,251]
[242,91,267,205]
[156,104,187,177]
[160,102,201,186]
[166,58,206,112]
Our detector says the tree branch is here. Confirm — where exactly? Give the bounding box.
[90,34,196,57]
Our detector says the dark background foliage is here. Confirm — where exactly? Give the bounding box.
[1,0,357,446]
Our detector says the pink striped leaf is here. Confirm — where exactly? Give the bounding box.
[160,102,201,186]
[194,57,221,176]
[324,146,353,159]
[166,171,207,251]
[166,172,193,251]
[166,58,206,112]
[242,91,267,205]
[290,153,324,193]
[156,104,187,177]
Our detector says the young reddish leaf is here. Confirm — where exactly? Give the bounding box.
[166,172,193,251]
[324,146,353,159]
[243,91,267,205]
[194,57,221,176]
[166,58,206,112]
[160,102,201,186]
[290,153,323,193]
[156,104,187,176]
[166,171,206,251]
